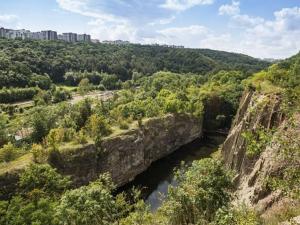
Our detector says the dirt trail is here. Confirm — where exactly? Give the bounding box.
[11,90,116,108]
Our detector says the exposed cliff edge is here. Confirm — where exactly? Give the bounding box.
[222,90,299,214]
[49,114,203,187]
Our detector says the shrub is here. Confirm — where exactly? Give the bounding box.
[213,205,261,225]
[19,164,71,195]
[33,89,52,105]
[75,129,88,145]
[46,129,64,151]
[87,114,112,138]
[0,142,20,163]
[159,158,233,224]
[52,88,71,103]
[0,113,8,146]
[31,144,48,163]
[78,78,91,96]
[0,87,38,104]
[119,120,129,130]
[242,126,273,159]
[55,174,119,225]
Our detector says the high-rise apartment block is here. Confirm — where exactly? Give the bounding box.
[77,34,91,42]
[42,30,58,40]
[0,27,92,43]
[61,33,77,42]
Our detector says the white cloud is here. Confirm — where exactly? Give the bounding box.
[0,14,18,23]
[155,6,300,58]
[231,14,264,28]
[219,4,300,58]
[160,0,214,11]
[148,16,176,26]
[56,0,300,58]
[242,7,300,58]
[143,25,237,53]
[0,14,20,28]
[219,1,240,16]
[56,0,125,22]
[56,0,138,41]
[88,19,138,42]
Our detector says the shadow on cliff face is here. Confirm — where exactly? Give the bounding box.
[203,95,237,132]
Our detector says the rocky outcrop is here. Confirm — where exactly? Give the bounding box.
[221,90,299,213]
[49,114,203,187]
[280,216,300,225]
[222,91,283,175]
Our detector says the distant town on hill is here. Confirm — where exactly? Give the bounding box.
[0,26,184,48]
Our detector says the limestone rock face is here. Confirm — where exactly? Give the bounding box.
[221,90,300,212]
[50,114,203,187]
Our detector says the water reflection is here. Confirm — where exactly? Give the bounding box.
[122,135,226,211]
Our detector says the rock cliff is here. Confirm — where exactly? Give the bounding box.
[222,90,299,213]
[49,114,203,187]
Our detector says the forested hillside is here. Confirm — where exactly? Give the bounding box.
[0,37,298,224]
[0,38,269,87]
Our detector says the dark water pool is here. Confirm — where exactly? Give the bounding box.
[121,134,226,211]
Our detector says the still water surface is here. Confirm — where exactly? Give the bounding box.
[122,135,226,211]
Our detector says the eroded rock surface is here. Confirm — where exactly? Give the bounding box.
[222,90,299,214]
[50,114,203,187]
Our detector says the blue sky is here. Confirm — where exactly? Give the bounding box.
[0,0,300,58]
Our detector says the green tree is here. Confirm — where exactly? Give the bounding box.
[159,158,233,224]
[78,78,91,96]
[4,196,57,225]
[33,89,52,105]
[87,114,112,139]
[19,164,71,196]
[0,142,19,163]
[30,108,54,142]
[52,88,71,103]
[55,174,119,225]
[0,113,8,146]
[31,144,48,163]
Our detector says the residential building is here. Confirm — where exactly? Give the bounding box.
[0,27,6,38]
[91,39,100,43]
[42,30,57,40]
[29,32,43,40]
[102,40,130,45]
[62,32,77,42]
[78,34,91,42]
[58,34,63,40]
[0,26,91,43]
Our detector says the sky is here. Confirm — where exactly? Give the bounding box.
[0,0,300,59]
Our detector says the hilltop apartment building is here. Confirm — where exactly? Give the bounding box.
[0,27,91,43]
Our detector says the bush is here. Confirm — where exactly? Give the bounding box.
[55,174,119,225]
[33,89,52,105]
[159,158,233,224]
[78,78,92,96]
[0,113,8,146]
[19,164,71,195]
[52,88,71,103]
[75,129,88,145]
[119,120,129,130]
[0,142,20,163]
[213,205,261,225]
[0,87,38,104]
[31,144,48,163]
[87,114,112,138]
[242,126,273,159]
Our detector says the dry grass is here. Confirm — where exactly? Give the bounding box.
[262,199,300,225]
[0,153,33,175]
